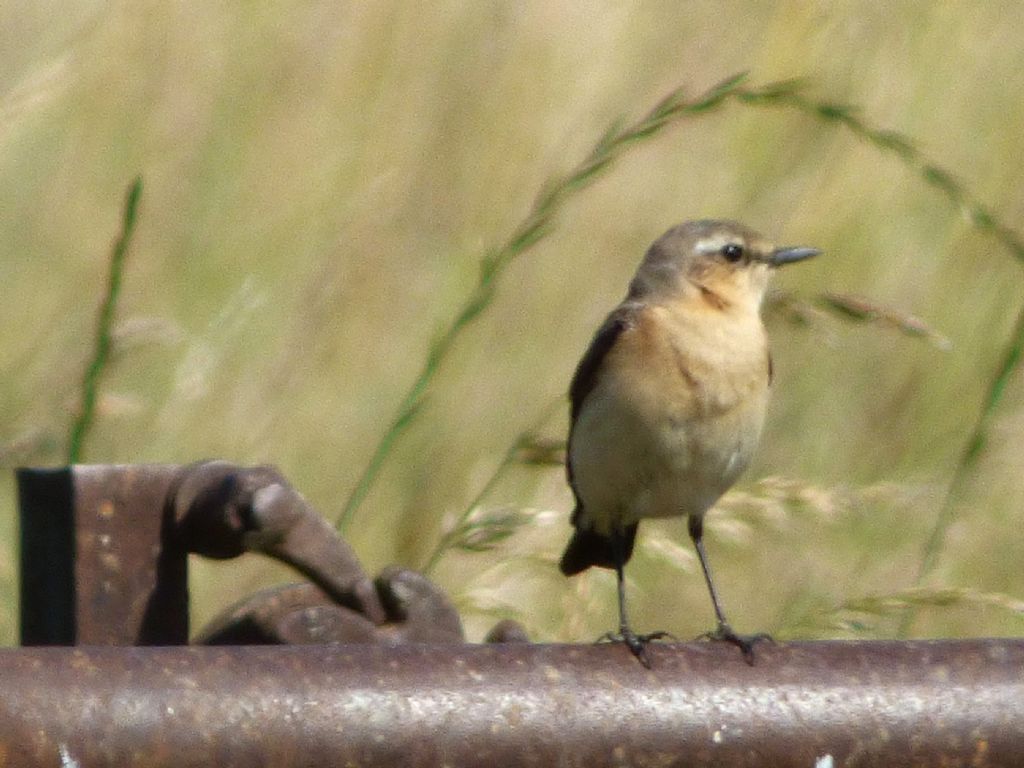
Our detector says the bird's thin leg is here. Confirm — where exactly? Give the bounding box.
[596,530,673,668]
[688,514,731,627]
[613,557,650,664]
[688,514,771,664]
[606,532,653,667]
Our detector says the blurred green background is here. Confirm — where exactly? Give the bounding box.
[2,2,1023,645]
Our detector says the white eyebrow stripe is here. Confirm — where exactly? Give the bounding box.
[694,235,734,254]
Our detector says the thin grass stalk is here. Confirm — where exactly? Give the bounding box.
[67,176,143,464]
[729,82,1024,636]
[895,300,1024,636]
[339,75,1024,551]
[733,82,1024,263]
[421,398,561,575]
[335,73,753,532]
[418,443,519,576]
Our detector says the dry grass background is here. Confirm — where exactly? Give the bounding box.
[2,2,1024,645]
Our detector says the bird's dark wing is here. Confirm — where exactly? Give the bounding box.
[566,303,639,520]
[562,303,643,574]
[568,303,638,421]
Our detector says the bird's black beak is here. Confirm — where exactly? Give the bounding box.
[768,246,821,267]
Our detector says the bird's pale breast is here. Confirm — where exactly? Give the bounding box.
[569,302,769,534]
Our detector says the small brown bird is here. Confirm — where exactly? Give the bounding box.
[560,219,819,666]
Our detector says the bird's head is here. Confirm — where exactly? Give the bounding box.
[628,219,820,311]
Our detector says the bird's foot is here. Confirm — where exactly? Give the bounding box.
[597,628,676,669]
[698,622,773,665]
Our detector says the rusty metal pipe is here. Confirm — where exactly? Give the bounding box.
[1,640,1022,767]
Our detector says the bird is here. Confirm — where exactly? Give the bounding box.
[559,219,820,666]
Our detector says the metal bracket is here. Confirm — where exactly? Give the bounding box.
[18,462,494,646]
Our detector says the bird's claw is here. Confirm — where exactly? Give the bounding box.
[597,628,676,668]
[698,622,773,665]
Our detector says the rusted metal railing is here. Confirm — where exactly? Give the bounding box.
[2,640,1023,767]
[12,464,1024,767]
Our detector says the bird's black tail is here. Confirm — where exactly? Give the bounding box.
[559,516,638,575]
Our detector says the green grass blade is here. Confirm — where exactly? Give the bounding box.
[731,81,1024,636]
[421,398,561,575]
[67,176,143,464]
[897,301,1024,636]
[335,74,750,533]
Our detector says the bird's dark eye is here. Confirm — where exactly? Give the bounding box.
[722,243,744,263]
